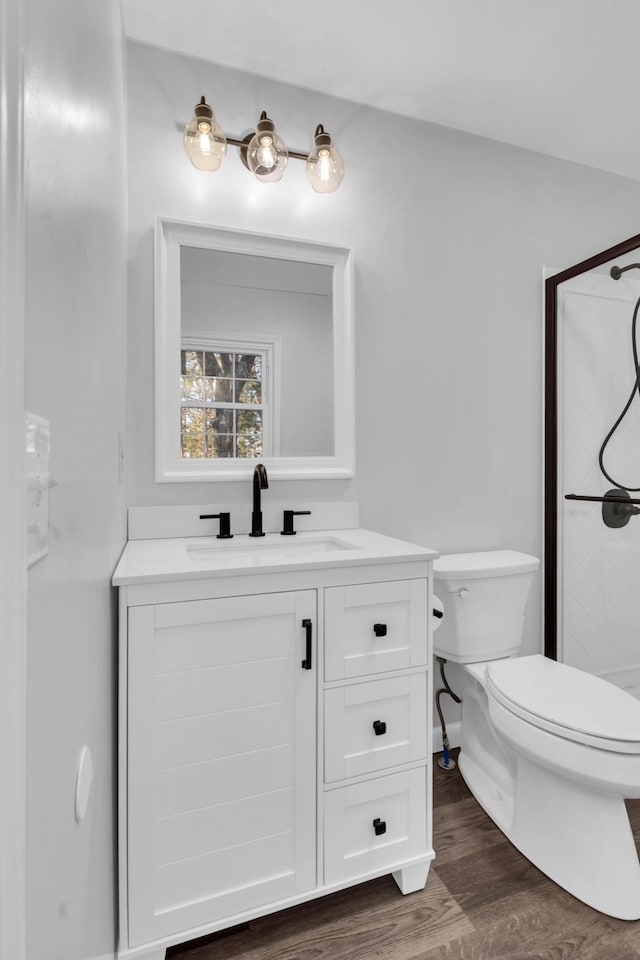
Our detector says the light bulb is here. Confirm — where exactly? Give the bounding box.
[306,124,344,194]
[183,96,227,172]
[246,113,288,183]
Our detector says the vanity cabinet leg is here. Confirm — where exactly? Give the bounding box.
[392,860,430,895]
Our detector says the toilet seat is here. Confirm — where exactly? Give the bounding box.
[486,655,640,755]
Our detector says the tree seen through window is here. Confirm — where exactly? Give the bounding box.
[180,347,264,458]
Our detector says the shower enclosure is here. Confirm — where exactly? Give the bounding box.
[545,233,640,694]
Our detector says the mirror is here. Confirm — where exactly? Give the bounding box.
[155,219,354,480]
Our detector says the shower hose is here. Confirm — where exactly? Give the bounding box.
[598,291,640,491]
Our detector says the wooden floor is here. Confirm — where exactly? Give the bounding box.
[169,752,640,960]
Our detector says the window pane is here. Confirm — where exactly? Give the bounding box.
[237,409,261,432]
[205,407,234,433]
[236,434,262,458]
[181,407,204,434]
[181,376,204,402]
[235,353,262,381]
[181,434,204,458]
[205,377,233,402]
[235,379,262,404]
[237,409,262,458]
[206,409,235,458]
[204,351,233,377]
[206,434,234,458]
[181,350,204,376]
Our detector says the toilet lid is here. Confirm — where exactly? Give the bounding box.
[486,655,640,754]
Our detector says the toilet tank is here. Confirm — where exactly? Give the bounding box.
[433,550,540,663]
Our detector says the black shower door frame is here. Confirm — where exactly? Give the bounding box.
[544,232,640,659]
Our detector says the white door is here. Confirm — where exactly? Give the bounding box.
[126,590,316,946]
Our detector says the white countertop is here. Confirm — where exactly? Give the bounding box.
[112,528,438,585]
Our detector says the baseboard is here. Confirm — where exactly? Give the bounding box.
[85,952,115,960]
[433,721,461,754]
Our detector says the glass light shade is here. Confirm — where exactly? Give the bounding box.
[183,97,227,172]
[306,126,344,193]
[246,114,288,183]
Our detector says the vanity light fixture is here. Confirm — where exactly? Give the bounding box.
[183,97,345,193]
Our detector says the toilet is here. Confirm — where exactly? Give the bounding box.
[433,549,640,920]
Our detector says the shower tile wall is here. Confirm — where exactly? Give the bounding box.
[560,275,640,691]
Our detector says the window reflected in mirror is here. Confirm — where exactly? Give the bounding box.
[180,342,270,458]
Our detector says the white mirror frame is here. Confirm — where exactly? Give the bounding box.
[155,218,355,481]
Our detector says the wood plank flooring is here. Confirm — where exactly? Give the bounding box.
[169,752,640,960]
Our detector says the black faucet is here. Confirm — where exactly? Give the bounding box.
[249,462,269,537]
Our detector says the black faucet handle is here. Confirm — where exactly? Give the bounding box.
[281,510,312,536]
[199,512,233,539]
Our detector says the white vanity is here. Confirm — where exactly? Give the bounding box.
[113,506,437,960]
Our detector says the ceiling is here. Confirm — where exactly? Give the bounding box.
[121,0,640,181]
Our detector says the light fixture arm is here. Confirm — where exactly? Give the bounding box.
[226,135,310,163]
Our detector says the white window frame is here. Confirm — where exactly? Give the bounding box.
[180,330,281,459]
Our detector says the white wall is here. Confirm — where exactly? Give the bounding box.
[127,40,640,667]
[23,2,127,958]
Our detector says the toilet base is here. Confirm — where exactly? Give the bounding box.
[459,742,640,920]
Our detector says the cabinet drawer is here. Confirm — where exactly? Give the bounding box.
[324,769,427,886]
[324,580,428,680]
[324,675,427,783]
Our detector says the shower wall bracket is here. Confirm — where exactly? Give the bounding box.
[565,489,640,528]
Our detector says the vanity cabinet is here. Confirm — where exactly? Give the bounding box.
[114,528,436,960]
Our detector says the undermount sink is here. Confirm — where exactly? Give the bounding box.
[185,534,359,562]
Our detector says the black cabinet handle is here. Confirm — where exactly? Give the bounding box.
[373,818,386,836]
[373,623,387,637]
[301,618,312,670]
[433,607,443,619]
[373,720,387,736]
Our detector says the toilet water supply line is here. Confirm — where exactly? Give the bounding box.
[435,657,461,771]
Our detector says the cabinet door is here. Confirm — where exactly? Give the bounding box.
[325,579,428,680]
[127,590,316,947]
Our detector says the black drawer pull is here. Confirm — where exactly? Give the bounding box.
[373,817,386,836]
[372,720,387,736]
[301,618,312,670]
[373,623,387,637]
